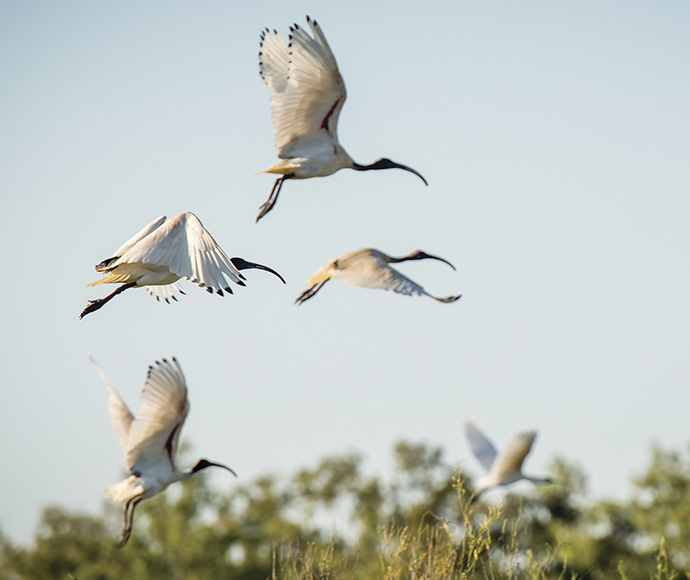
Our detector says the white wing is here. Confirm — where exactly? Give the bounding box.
[146,282,185,303]
[92,358,134,451]
[96,216,167,271]
[260,16,347,157]
[116,212,243,294]
[465,421,499,473]
[488,431,536,480]
[259,28,289,99]
[125,358,189,475]
[333,253,430,297]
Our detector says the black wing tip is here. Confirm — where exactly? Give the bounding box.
[441,294,462,303]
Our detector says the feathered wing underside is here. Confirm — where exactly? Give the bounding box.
[465,421,499,472]
[259,29,290,98]
[146,282,185,303]
[115,212,243,294]
[92,359,134,451]
[488,431,537,480]
[125,358,189,475]
[334,254,429,297]
[97,216,166,271]
[260,17,347,157]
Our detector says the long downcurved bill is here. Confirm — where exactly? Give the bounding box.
[211,462,238,477]
[193,460,238,477]
[353,159,428,185]
[393,162,428,186]
[230,258,286,284]
[420,252,456,271]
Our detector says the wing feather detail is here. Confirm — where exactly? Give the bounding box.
[112,212,243,294]
[332,253,429,298]
[92,358,134,452]
[259,17,346,158]
[126,358,189,475]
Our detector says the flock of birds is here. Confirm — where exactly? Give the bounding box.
[83,16,552,546]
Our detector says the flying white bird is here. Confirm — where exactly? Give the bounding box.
[80,212,285,318]
[464,420,553,502]
[256,16,428,222]
[93,357,237,546]
[295,248,462,305]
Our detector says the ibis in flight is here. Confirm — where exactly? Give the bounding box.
[464,420,553,502]
[93,357,237,546]
[295,248,461,305]
[256,16,428,222]
[80,212,285,318]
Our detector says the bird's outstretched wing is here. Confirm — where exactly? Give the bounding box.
[260,16,347,157]
[117,212,244,295]
[465,421,499,472]
[126,358,189,475]
[332,253,431,298]
[488,431,536,480]
[146,282,185,303]
[96,216,166,272]
[92,358,134,451]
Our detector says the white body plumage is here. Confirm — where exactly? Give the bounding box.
[81,211,284,318]
[93,357,237,546]
[465,420,553,500]
[295,248,462,305]
[255,16,427,221]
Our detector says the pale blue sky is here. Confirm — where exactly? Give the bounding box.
[1,1,689,545]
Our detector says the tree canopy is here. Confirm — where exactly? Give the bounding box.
[2,441,689,580]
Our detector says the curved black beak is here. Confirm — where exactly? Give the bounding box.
[192,458,238,477]
[394,250,456,271]
[416,251,456,271]
[353,158,428,186]
[392,161,428,186]
[212,462,238,477]
[230,257,286,284]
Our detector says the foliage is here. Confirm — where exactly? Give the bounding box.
[1,441,690,580]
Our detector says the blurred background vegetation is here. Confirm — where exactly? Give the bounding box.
[2,440,689,580]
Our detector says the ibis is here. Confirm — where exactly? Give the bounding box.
[256,16,428,222]
[94,357,237,546]
[80,212,285,318]
[465,420,553,502]
[295,248,461,305]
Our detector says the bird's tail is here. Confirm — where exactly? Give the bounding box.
[257,159,300,176]
[87,264,141,287]
[105,477,143,503]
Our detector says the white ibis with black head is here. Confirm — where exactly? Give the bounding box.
[93,357,237,546]
[465,420,553,503]
[80,211,285,318]
[256,16,428,222]
[295,248,461,305]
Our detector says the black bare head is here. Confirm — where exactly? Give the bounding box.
[352,158,428,185]
[230,257,286,284]
[390,250,456,271]
[191,458,238,477]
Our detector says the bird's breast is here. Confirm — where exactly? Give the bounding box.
[121,263,180,287]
